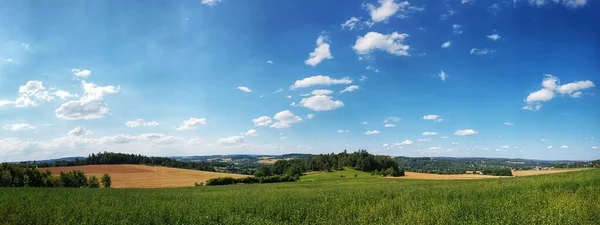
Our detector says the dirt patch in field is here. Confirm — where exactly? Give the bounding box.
[389,168,587,180]
[43,164,249,188]
[258,157,279,165]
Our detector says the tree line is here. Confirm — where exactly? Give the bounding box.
[256,150,405,177]
[0,163,111,188]
[203,175,298,186]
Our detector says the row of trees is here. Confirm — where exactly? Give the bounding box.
[482,168,513,176]
[0,163,111,188]
[203,175,298,186]
[256,150,405,177]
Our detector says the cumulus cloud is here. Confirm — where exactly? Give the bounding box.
[470,48,495,55]
[291,75,352,89]
[176,117,207,130]
[53,90,75,100]
[527,0,588,8]
[417,138,431,142]
[384,124,395,128]
[454,129,478,136]
[503,122,514,126]
[266,60,273,64]
[217,136,245,145]
[311,89,333,95]
[244,129,258,137]
[337,129,349,133]
[306,114,314,119]
[383,117,401,123]
[126,119,159,127]
[524,74,595,111]
[253,116,272,127]
[3,123,36,131]
[340,85,359,93]
[55,81,120,120]
[487,33,501,41]
[237,86,252,92]
[305,35,333,67]
[11,81,55,107]
[71,69,92,78]
[270,110,303,128]
[561,145,569,149]
[423,114,439,120]
[364,0,423,22]
[429,146,441,150]
[299,95,344,111]
[422,132,438,136]
[341,17,360,30]
[68,126,92,136]
[400,139,413,145]
[201,0,223,6]
[365,130,380,135]
[441,41,451,48]
[439,70,447,82]
[353,32,410,56]
[453,24,463,34]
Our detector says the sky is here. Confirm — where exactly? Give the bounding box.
[0,0,599,162]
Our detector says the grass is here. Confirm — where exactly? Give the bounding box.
[300,168,373,181]
[1,169,599,224]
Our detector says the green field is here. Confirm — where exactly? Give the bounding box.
[1,169,599,225]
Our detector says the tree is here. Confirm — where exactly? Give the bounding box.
[101,174,111,188]
[88,176,100,188]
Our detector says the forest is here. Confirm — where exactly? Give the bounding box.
[0,163,111,188]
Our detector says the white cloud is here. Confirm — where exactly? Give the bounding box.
[237,86,252,92]
[55,81,120,120]
[487,33,501,41]
[266,60,273,64]
[126,119,159,127]
[3,123,36,131]
[252,116,272,127]
[291,75,352,89]
[502,145,510,149]
[592,146,598,149]
[71,69,92,78]
[306,114,314,119]
[273,88,283,93]
[548,145,553,149]
[305,35,333,67]
[12,81,54,107]
[400,139,413,145]
[365,130,380,135]
[470,48,495,55]
[359,75,367,82]
[561,145,569,149]
[417,138,431,142]
[311,89,333,95]
[176,118,207,131]
[361,121,368,125]
[217,136,245,145]
[452,142,459,145]
[528,0,588,8]
[383,117,401,123]
[422,132,438,136]
[462,0,472,3]
[53,90,75,100]
[244,129,258,137]
[524,74,595,110]
[340,85,359,93]
[503,122,514,126]
[540,138,547,141]
[429,147,441,150]
[439,70,447,82]
[341,17,360,30]
[453,24,463,34]
[201,0,223,6]
[454,129,478,136]
[441,41,451,48]
[270,110,303,128]
[0,100,13,107]
[384,124,395,128]
[285,95,292,99]
[15,96,36,108]
[68,126,92,136]
[353,32,410,56]
[188,138,203,145]
[337,129,349,133]
[364,0,422,22]
[422,114,439,120]
[299,95,344,111]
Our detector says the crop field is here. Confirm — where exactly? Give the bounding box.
[1,169,598,224]
[42,164,249,188]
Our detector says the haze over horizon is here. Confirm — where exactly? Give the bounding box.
[1,0,599,162]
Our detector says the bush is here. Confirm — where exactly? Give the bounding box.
[88,176,100,188]
[101,174,112,188]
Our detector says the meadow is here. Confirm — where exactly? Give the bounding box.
[1,169,598,224]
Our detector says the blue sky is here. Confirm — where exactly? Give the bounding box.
[0,0,598,162]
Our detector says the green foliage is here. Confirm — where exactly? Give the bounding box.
[204,175,297,186]
[482,168,512,176]
[59,171,88,188]
[88,176,100,188]
[0,169,598,224]
[101,174,111,188]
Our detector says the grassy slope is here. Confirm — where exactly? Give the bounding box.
[1,169,599,225]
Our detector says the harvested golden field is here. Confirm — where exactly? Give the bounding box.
[43,164,249,188]
[391,168,587,180]
[257,157,279,164]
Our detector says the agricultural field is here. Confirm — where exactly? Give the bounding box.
[1,169,598,224]
[42,164,249,188]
